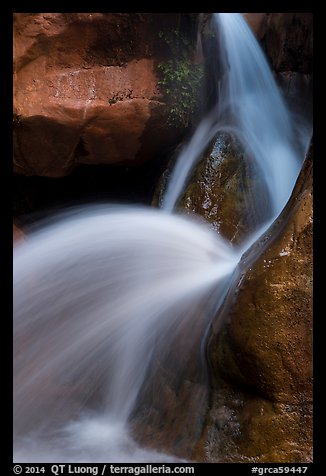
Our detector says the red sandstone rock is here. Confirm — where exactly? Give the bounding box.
[13,13,197,177]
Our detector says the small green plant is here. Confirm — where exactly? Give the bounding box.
[157,28,203,128]
[157,61,203,127]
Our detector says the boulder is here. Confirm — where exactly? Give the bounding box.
[14,13,200,177]
[177,132,270,245]
[205,143,313,462]
[145,131,272,458]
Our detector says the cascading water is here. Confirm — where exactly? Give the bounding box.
[214,13,303,218]
[163,13,309,222]
[13,13,311,462]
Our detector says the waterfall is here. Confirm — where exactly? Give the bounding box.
[214,13,302,218]
[163,13,307,219]
[13,13,311,463]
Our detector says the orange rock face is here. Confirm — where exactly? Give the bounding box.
[14,13,196,177]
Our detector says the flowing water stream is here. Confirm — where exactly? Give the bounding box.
[13,13,311,462]
[163,13,309,220]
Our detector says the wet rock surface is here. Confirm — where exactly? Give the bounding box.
[177,133,270,244]
[205,144,313,462]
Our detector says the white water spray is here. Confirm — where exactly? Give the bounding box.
[14,207,238,462]
[14,13,311,462]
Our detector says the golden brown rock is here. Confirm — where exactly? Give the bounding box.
[178,133,270,244]
[205,143,313,462]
